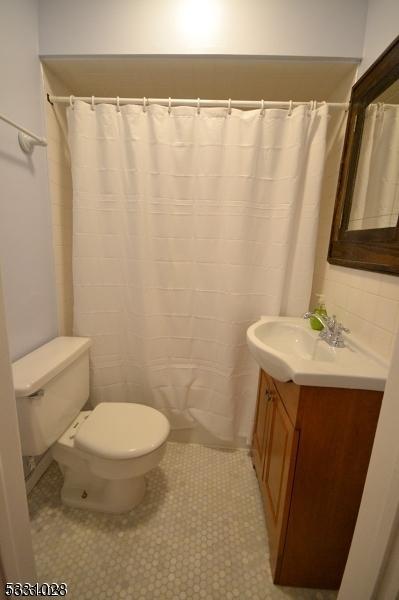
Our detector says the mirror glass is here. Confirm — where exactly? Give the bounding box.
[347,79,399,231]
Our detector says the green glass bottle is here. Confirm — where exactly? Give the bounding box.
[310,294,327,331]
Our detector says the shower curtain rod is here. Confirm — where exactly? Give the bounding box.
[48,95,348,111]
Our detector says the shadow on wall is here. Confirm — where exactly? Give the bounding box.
[0,148,35,173]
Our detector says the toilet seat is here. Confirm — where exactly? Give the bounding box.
[52,403,170,512]
[74,402,170,460]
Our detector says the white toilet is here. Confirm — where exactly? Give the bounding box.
[12,336,170,513]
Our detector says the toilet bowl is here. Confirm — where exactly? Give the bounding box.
[12,336,170,513]
[52,403,169,512]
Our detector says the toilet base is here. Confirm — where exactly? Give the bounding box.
[60,467,146,513]
[52,409,168,514]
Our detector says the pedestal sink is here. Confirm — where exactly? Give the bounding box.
[247,316,387,390]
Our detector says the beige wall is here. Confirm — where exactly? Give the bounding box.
[42,67,73,336]
[311,72,399,362]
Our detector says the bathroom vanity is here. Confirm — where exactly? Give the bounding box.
[252,368,382,589]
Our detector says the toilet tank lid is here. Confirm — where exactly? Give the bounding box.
[12,336,91,398]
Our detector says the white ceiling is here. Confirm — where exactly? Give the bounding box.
[42,57,357,102]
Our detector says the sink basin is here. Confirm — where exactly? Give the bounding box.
[247,316,388,390]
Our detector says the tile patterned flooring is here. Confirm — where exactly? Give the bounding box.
[29,442,337,600]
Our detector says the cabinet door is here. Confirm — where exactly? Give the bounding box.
[251,371,273,482]
[262,386,298,578]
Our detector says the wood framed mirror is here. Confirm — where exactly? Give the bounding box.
[328,35,399,275]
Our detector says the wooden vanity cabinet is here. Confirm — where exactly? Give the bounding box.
[252,369,383,590]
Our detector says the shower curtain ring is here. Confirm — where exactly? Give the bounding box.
[197,98,201,115]
[69,95,75,110]
[116,96,120,112]
[228,98,232,115]
[91,96,95,111]
[143,97,147,113]
[168,97,172,114]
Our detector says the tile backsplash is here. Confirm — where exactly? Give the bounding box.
[316,264,399,361]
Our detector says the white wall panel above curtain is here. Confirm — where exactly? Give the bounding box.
[67,100,328,441]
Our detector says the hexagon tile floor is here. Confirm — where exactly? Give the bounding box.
[29,442,337,600]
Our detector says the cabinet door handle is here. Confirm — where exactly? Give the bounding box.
[265,390,273,402]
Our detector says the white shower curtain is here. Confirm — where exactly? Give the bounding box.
[67,100,328,441]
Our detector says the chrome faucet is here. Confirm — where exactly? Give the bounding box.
[303,312,350,348]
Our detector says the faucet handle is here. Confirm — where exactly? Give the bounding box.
[329,315,350,333]
[322,314,339,332]
[331,321,350,347]
[327,314,337,327]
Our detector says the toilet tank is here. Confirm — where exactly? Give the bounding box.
[12,336,91,456]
